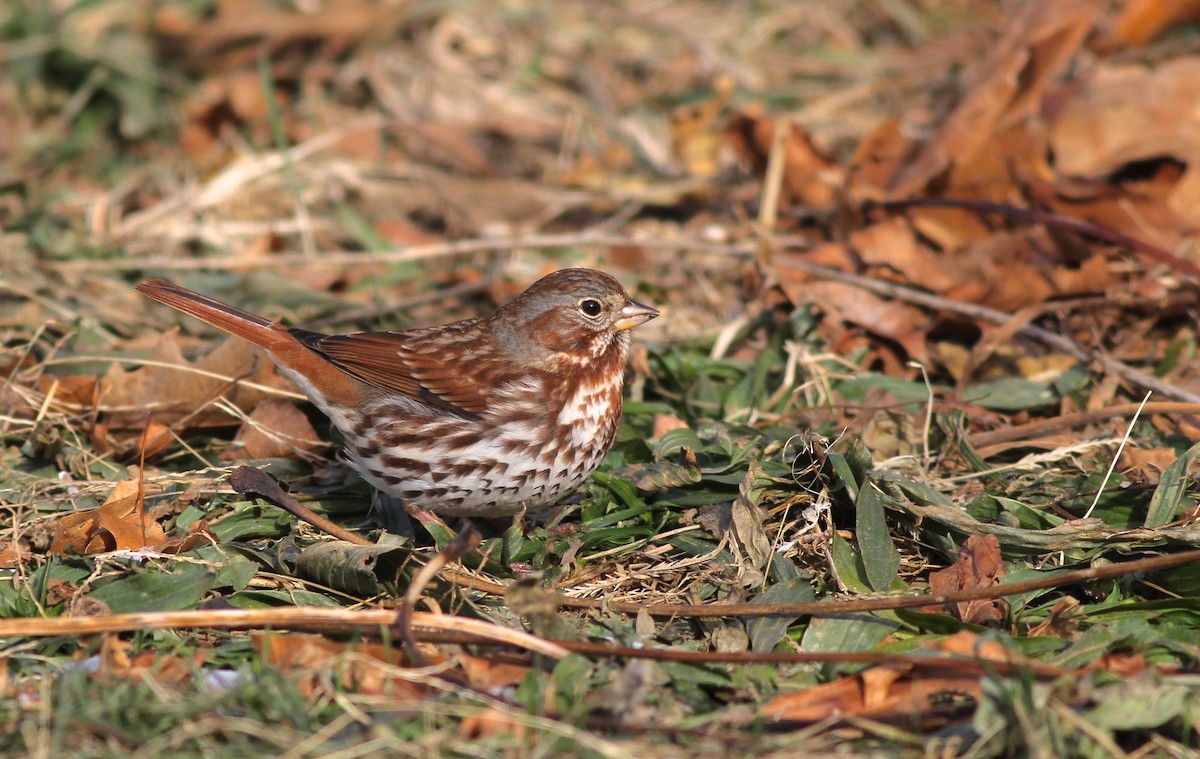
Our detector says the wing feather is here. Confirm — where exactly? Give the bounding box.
[290,327,493,416]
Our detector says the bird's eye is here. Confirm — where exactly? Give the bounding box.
[579,298,603,317]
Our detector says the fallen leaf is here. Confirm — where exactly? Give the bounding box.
[670,76,731,178]
[850,219,959,292]
[927,534,1007,625]
[1027,596,1085,638]
[220,399,322,460]
[784,278,929,362]
[889,1,1096,196]
[725,110,840,209]
[651,413,689,439]
[1050,57,1200,226]
[0,541,30,569]
[49,480,168,556]
[459,706,528,739]
[95,634,207,688]
[99,330,298,430]
[253,632,426,700]
[458,653,531,692]
[1107,0,1200,48]
[1121,446,1180,481]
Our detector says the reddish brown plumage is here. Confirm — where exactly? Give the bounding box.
[136,269,658,516]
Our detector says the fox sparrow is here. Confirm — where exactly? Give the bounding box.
[136,269,658,516]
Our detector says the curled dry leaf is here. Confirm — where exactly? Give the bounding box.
[1027,596,1085,638]
[651,413,689,439]
[1106,0,1200,47]
[1050,58,1200,227]
[762,631,1028,722]
[0,541,31,569]
[889,0,1096,197]
[49,480,168,556]
[849,219,959,293]
[457,652,531,693]
[459,706,528,740]
[670,76,731,179]
[96,634,208,688]
[785,279,929,363]
[927,533,1008,625]
[252,632,426,700]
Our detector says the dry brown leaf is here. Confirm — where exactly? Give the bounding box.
[725,111,839,209]
[889,1,1095,197]
[906,206,995,254]
[850,219,959,292]
[160,520,220,555]
[1092,652,1151,677]
[948,228,1111,313]
[762,658,986,722]
[1050,58,1200,227]
[49,480,168,556]
[220,400,322,461]
[928,629,1024,664]
[0,542,30,569]
[845,118,918,202]
[252,632,427,699]
[457,652,531,692]
[1027,596,1085,638]
[137,421,175,460]
[154,0,406,73]
[99,330,297,430]
[729,467,771,577]
[459,706,528,740]
[1120,446,1179,481]
[1107,0,1200,48]
[37,374,98,411]
[95,634,208,688]
[927,534,1007,625]
[651,413,689,439]
[179,71,279,164]
[786,279,928,362]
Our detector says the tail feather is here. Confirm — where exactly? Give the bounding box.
[136,279,281,348]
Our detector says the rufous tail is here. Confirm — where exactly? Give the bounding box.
[136,279,374,405]
[136,280,285,348]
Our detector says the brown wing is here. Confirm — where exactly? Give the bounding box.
[290,325,493,416]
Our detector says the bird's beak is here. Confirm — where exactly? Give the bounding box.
[613,299,659,332]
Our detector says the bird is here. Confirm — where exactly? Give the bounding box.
[136,268,659,517]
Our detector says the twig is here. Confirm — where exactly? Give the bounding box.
[966,401,1200,448]
[52,233,761,272]
[551,639,1064,678]
[775,257,1200,403]
[755,117,791,267]
[875,196,1200,280]
[397,526,480,666]
[0,608,569,659]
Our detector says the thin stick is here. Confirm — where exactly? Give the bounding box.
[775,258,1200,403]
[397,526,480,666]
[875,196,1200,280]
[0,608,569,659]
[756,117,791,267]
[966,401,1200,448]
[54,233,760,272]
